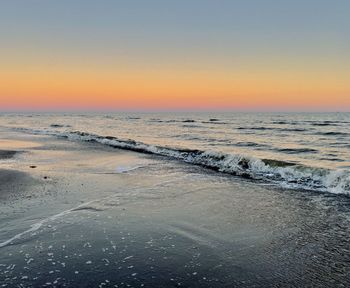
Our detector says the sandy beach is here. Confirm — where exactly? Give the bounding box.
[1,0,350,286]
[0,127,350,287]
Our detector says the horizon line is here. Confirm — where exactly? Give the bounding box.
[0,108,349,114]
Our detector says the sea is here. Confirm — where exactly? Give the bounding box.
[1,111,349,196]
[1,111,350,287]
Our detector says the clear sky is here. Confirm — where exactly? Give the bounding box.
[0,0,349,111]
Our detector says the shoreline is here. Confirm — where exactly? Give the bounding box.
[0,128,349,287]
[13,127,350,197]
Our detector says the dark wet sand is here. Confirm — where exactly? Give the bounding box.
[0,151,17,160]
[0,128,349,287]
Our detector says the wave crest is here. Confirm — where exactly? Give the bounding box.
[16,128,350,196]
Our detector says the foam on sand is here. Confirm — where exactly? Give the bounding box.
[0,200,97,248]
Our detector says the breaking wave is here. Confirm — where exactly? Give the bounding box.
[15,128,350,196]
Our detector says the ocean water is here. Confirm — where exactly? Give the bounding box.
[1,112,349,195]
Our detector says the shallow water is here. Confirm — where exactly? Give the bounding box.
[1,112,350,195]
[0,127,349,287]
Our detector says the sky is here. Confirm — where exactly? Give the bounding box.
[0,0,349,111]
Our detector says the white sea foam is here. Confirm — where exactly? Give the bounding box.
[14,127,350,196]
[0,200,96,248]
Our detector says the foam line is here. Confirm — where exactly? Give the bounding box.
[0,200,96,248]
[14,127,350,196]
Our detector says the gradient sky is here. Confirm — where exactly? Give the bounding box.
[0,0,349,111]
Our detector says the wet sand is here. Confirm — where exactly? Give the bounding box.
[0,127,349,287]
[0,151,17,160]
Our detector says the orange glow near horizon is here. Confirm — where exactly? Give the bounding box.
[1,60,349,111]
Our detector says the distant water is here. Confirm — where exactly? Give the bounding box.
[1,112,349,195]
